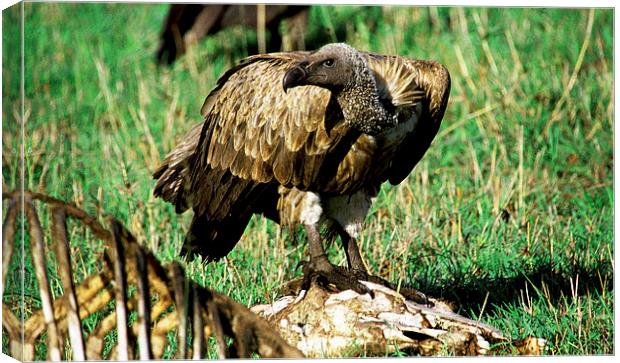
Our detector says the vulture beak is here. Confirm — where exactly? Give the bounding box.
[282,61,309,93]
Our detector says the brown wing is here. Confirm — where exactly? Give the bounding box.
[365,53,451,186]
[188,52,356,218]
[313,54,450,194]
[153,122,203,213]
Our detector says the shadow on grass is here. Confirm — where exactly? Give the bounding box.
[415,261,613,316]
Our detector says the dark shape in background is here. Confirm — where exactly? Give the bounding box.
[156,4,310,65]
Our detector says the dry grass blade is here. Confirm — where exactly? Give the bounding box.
[206,293,229,358]
[25,199,63,361]
[2,197,18,286]
[110,219,130,361]
[51,206,86,360]
[168,262,189,359]
[191,285,204,360]
[257,4,266,54]
[544,9,595,135]
[134,244,153,360]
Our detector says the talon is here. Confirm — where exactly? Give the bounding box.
[354,281,374,298]
[298,258,373,297]
[400,288,433,307]
[338,269,433,305]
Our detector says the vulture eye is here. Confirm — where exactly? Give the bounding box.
[322,59,335,68]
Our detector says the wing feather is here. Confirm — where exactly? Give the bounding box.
[365,53,451,185]
[189,52,350,201]
[152,122,204,213]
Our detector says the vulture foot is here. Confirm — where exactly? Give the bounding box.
[299,259,373,298]
[349,271,434,307]
[296,260,432,306]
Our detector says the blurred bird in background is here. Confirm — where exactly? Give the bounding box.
[156,4,310,65]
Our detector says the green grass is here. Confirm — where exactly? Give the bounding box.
[2,3,613,357]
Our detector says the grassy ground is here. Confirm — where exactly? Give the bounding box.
[2,3,614,357]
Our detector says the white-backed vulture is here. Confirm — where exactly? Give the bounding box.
[156,4,309,65]
[154,43,450,296]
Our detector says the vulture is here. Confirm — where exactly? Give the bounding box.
[156,4,309,65]
[154,43,450,297]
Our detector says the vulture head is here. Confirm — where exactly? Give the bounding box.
[282,43,364,92]
[283,43,397,135]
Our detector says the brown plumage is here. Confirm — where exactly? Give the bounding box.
[154,44,450,293]
[156,4,309,65]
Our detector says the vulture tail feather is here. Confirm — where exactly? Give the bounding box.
[183,213,252,261]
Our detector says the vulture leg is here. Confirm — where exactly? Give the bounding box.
[336,226,367,273]
[305,223,333,272]
[334,225,433,306]
[300,223,372,297]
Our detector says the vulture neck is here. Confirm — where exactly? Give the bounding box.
[335,71,395,135]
